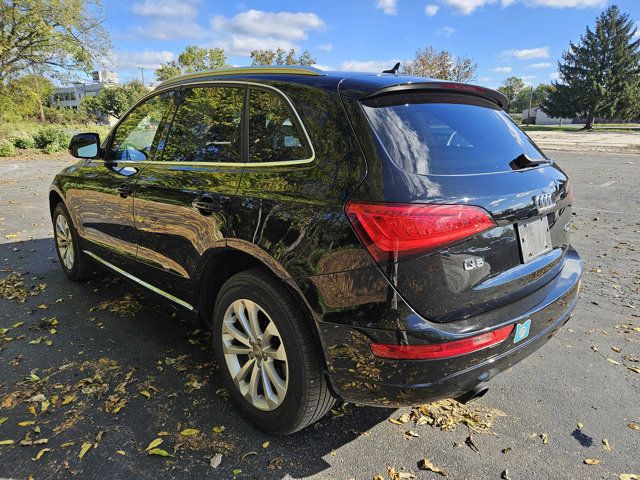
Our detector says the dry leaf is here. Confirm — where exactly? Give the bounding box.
[577,422,584,429]
[211,425,225,433]
[602,438,612,451]
[210,453,223,468]
[180,428,200,436]
[628,367,640,374]
[404,430,419,439]
[79,442,92,459]
[117,450,126,455]
[145,438,163,451]
[139,390,151,399]
[262,441,270,448]
[148,448,173,457]
[540,433,549,444]
[607,358,620,365]
[501,469,511,480]
[628,422,640,432]
[619,475,639,480]
[0,439,15,445]
[61,395,75,405]
[417,458,447,476]
[584,458,602,465]
[32,448,50,461]
[18,421,36,426]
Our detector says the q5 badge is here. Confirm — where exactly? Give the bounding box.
[514,319,531,343]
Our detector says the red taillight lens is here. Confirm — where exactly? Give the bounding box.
[370,324,514,360]
[346,201,495,262]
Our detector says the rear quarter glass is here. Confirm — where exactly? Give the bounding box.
[361,93,547,175]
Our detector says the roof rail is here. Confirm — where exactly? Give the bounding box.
[159,66,326,87]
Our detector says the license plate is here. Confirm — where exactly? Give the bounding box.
[517,216,552,263]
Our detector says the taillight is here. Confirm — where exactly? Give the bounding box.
[345,201,495,263]
[370,324,514,360]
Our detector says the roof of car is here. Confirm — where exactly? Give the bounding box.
[157,66,508,108]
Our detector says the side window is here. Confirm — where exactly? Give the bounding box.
[248,89,310,163]
[161,86,244,163]
[109,92,174,161]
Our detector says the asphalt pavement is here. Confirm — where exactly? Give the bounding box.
[0,151,638,480]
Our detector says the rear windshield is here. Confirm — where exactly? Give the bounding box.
[361,93,546,175]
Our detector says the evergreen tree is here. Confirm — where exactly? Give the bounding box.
[543,5,640,129]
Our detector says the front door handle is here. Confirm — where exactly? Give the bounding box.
[116,184,132,198]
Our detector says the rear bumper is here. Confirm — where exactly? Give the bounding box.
[319,249,582,406]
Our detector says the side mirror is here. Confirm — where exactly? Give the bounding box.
[69,133,101,159]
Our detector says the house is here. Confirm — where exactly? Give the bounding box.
[521,105,573,125]
[50,70,119,111]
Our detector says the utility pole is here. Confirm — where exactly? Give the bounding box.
[527,85,533,125]
[139,67,145,86]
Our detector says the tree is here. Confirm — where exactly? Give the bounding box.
[401,47,477,83]
[0,0,110,82]
[81,80,147,119]
[155,46,230,82]
[250,48,316,66]
[497,76,527,112]
[511,83,551,115]
[543,5,640,129]
[0,74,54,121]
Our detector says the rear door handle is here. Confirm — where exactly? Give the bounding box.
[116,184,132,197]
[191,195,218,215]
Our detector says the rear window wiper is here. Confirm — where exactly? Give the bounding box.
[509,153,549,171]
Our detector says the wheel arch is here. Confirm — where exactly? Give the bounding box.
[49,188,65,217]
[195,245,329,367]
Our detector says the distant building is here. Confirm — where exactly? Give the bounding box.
[522,106,573,125]
[50,70,119,111]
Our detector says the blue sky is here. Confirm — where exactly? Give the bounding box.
[102,0,640,88]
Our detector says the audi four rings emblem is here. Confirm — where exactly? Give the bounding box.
[534,192,556,212]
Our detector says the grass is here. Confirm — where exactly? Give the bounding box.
[0,121,111,144]
[521,124,640,132]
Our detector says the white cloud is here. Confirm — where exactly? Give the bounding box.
[521,74,536,80]
[443,0,602,14]
[529,62,552,69]
[376,0,398,14]
[340,60,396,72]
[436,26,456,37]
[131,19,206,41]
[550,71,561,80]
[132,0,198,17]
[211,10,325,55]
[522,0,604,7]
[444,0,497,15]
[317,43,333,52]
[503,47,549,59]
[492,66,512,73]
[478,76,495,82]
[425,4,440,15]
[117,50,174,70]
[634,21,640,39]
[313,64,332,71]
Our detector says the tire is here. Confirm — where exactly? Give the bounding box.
[212,268,335,434]
[52,203,94,281]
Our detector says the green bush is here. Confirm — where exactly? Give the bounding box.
[13,134,36,149]
[0,139,16,157]
[33,126,71,151]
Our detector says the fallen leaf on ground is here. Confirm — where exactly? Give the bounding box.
[78,442,92,459]
[404,430,419,439]
[180,428,200,436]
[619,475,639,480]
[501,469,511,480]
[628,422,640,432]
[417,458,447,476]
[18,421,36,426]
[628,367,640,374]
[584,458,602,465]
[212,426,225,433]
[262,441,269,448]
[145,438,163,451]
[117,450,125,455]
[603,438,612,451]
[607,358,620,365]
[148,448,173,457]
[210,453,223,468]
[540,433,549,444]
[387,466,415,479]
[0,440,15,445]
[32,448,50,460]
[577,422,584,429]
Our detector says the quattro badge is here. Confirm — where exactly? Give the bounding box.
[513,319,531,343]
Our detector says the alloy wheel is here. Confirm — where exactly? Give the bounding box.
[55,214,74,270]
[221,299,288,411]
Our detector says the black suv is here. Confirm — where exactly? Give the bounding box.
[50,66,582,434]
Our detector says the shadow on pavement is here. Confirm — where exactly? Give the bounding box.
[0,238,394,480]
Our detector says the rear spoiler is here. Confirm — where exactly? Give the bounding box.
[361,82,509,110]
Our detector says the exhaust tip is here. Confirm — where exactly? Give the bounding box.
[454,385,489,405]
